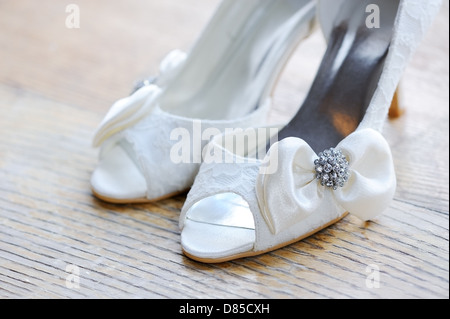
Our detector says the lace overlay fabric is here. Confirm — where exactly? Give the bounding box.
[361,0,442,132]
[121,103,270,200]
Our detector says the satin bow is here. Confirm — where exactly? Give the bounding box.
[93,50,187,147]
[256,128,396,235]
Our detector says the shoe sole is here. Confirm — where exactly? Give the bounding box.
[182,212,348,263]
[91,187,189,204]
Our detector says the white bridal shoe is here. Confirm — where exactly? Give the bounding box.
[91,0,317,203]
[180,0,442,263]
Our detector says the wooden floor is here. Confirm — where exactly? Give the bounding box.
[0,0,448,299]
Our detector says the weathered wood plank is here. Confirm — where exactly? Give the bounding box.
[0,0,448,299]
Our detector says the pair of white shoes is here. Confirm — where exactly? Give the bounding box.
[90,0,442,263]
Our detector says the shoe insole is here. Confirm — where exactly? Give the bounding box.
[276,0,400,153]
[159,0,316,120]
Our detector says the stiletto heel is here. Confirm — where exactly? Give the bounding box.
[179,0,442,263]
[388,88,404,119]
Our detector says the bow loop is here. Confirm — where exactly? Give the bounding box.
[256,129,396,235]
[93,50,187,147]
[158,50,187,85]
[256,138,323,234]
[334,129,397,221]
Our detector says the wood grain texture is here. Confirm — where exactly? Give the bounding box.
[0,0,448,299]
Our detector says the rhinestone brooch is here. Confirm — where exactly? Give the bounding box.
[314,148,350,190]
[132,76,157,94]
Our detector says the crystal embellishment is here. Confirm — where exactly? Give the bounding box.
[314,148,350,190]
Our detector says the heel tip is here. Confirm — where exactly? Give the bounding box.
[388,89,403,119]
[388,107,405,119]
